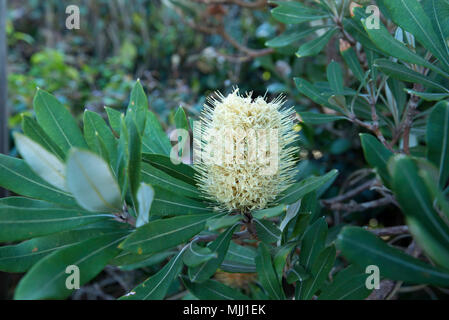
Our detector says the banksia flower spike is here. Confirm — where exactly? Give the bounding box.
[193,88,298,213]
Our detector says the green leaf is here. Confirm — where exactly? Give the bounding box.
[327,61,344,94]
[299,217,328,272]
[33,89,87,154]
[294,77,340,112]
[253,205,285,219]
[298,245,336,300]
[254,218,281,244]
[174,106,189,160]
[21,116,65,160]
[0,154,76,206]
[66,149,122,212]
[206,214,242,231]
[360,133,393,187]
[189,225,238,283]
[120,249,184,300]
[271,1,329,24]
[125,79,148,134]
[104,107,122,134]
[221,242,257,273]
[296,28,338,58]
[360,11,447,77]
[126,116,142,210]
[273,242,295,280]
[142,111,172,155]
[378,0,449,72]
[83,110,117,165]
[340,45,365,83]
[0,203,113,242]
[318,265,372,300]
[150,186,211,216]
[0,228,122,273]
[337,226,449,286]
[135,182,154,228]
[374,59,449,92]
[141,162,199,199]
[390,155,449,269]
[182,277,250,300]
[183,242,217,267]
[142,153,196,185]
[426,101,449,187]
[276,169,338,204]
[405,90,449,101]
[286,263,310,284]
[14,133,67,191]
[14,232,128,300]
[265,26,330,48]
[255,243,285,300]
[423,0,449,58]
[120,214,216,255]
[298,112,346,124]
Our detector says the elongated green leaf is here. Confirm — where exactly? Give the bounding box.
[296,28,338,58]
[254,218,281,244]
[276,169,338,204]
[426,101,449,187]
[341,45,365,83]
[360,10,447,77]
[151,186,211,216]
[104,107,122,134]
[221,242,257,273]
[135,182,154,228]
[337,226,449,286]
[206,214,242,231]
[183,242,217,267]
[142,153,196,185]
[189,225,237,283]
[174,106,189,159]
[294,77,339,111]
[298,112,346,125]
[141,162,199,199]
[271,1,328,24]
[14,232,128,300]
[33,89,87,154]
[255,243,285,300]
[327,61,344,94]
[83,110,117,164]
[142,111,171,155]
[0,228,121,273]
[378,0,449,71]
[0,154,76,205]
[14,133,67,191]
[374,59,449,92]
[21,116,65,160]
[127,117,142,209]
[120,214,218,254]
[405,90,449,101]
[390,156,449,269]
[423,0,449,58]
[125,80,148,134]
[299,217,328,272]
[253,205,285,219]
[0,204,113,242]
[318,265,371,300]
[298,245,336,300]
[120,249,184,300]
[286,263,310,284]
[266,26,329,48]
[66,149,122,212]
[360,133,393,186]
[182,277,250,300]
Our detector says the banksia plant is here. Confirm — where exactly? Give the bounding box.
[193,88,298,212]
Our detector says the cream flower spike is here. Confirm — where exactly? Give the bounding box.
[193,88,299,212]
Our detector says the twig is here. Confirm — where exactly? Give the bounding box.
[326,197,394,214]
[368,225,409,237]
[321,179,376,205]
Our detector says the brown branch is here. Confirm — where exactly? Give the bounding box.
[321,179,376,205]
[402,83,423,154]
[368,225,409,237]
[326,197,394,214]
